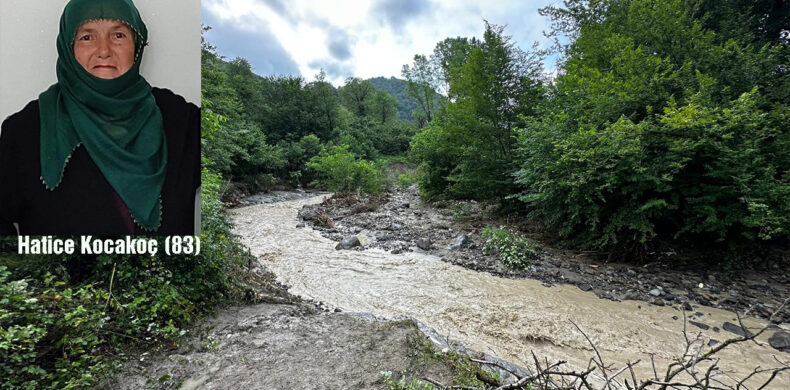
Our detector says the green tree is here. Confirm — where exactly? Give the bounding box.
[369,90,399,123]
[305,70,340,140]
[411,22,544,199]
[339,77,376,117]
[402,54,441,122]
[308,144,382,194]
[515,0,790,255]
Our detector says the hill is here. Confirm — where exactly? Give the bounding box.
[367,76,420,121]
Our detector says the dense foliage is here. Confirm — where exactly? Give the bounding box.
[514,0,790,253]
[308,145,382,194]
[407,1,789,257]
[201,50,419,193]
[410,22,544,200]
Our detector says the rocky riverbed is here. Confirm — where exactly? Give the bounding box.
[297,186,790,326]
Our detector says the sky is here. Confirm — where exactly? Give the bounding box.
[201,0,559,87]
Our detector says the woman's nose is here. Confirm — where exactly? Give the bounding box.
[96,37,112,57]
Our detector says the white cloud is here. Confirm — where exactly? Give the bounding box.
[203,0,556,86]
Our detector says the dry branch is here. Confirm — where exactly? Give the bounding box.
[419,297,789,390]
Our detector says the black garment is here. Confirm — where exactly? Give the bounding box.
[0,88,200,235]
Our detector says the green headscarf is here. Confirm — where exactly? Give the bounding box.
[38,0,166,231]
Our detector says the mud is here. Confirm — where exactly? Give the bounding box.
[298,187,790,324]
[95,302,501,389]
[232,193,790,388]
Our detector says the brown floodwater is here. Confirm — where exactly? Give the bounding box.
[231,195,788,389]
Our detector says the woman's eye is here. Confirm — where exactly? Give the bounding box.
[78,34,91,41]
[114,32,127,39]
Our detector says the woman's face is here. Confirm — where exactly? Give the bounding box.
[73,20,135,79]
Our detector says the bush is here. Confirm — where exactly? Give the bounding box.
[397,173,418,188]
[481,227,538,270]
[515,90,790,252]
[308,144,382,194]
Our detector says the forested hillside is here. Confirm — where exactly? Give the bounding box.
[201,49,420,194]
[200,0,789,259]
[409,0,789,259]
[368,76,443,122]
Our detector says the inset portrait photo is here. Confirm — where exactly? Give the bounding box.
[0,0,202,236]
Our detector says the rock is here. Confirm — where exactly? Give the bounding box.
[683,302,693,311]
[649,288,662,297]
[579,284,593,292]
[722,322,753,338]
[335,236,361,250]
[708,339,720,347]
[664,293,675,301]
[298,207,319,220]
[357,235,372,246]
[296,222,305,228]
[624,292,640,300]
[689,320,710,330]
[651,298,665,306]
[415,238,432,250]
[768,331,790,352]
[447,234,470,250]
[251,339,267,348]
[672,315,679,321]
[391,248,404,254]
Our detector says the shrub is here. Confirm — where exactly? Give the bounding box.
[515,90,790,253]
[397,173,418,188]
[307,144,382,194]
[481,227,538,270]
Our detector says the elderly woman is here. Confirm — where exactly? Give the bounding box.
[0,0,200,235]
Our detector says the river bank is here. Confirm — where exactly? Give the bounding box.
[232,193,789,388]
[297,186,790,324]
[97,189,789,389]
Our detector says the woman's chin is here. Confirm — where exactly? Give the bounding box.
[89,68,123,79]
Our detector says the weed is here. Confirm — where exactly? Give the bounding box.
[481,226,539,270]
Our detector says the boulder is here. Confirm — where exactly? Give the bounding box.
[447,234,470,250]
[335,236,361,250]
[415,238,432,250]
[298,207,319,220]
[769,331,790,353]
[649,288,662,297]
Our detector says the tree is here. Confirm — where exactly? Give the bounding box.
[306,70,340,140]
[369,90,399,123]
[402,54,441,122]
[410,22,544,200]
[339,77,375,117]
[514,0,790,255]
[432,37,477,99]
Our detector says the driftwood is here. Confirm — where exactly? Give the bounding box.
[419,297,790,390]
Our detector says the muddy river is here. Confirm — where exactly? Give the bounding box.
[231,195,788,388]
